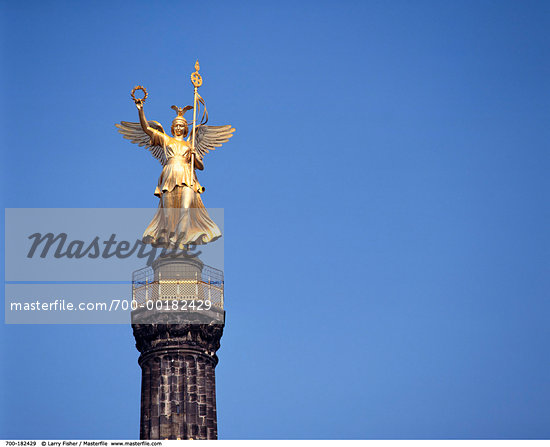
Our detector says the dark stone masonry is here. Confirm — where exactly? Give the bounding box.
[132,320,224,440]
[131,254,225,440]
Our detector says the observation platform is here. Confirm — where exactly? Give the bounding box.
[132,255,224,309]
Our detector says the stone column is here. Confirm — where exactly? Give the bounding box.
[131,256,224,440]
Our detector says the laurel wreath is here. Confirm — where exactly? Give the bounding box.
[131,85,148,104]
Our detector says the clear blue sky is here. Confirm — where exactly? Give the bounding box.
[1,0,549,439]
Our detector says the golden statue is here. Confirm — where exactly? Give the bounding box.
[116,61,234,248]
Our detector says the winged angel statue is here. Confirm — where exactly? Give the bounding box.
[116,83,234,249]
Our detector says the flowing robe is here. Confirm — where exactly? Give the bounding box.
[142,129,221,248]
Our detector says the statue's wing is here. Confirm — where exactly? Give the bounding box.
[191,125,235,160]
[115,120,167,166]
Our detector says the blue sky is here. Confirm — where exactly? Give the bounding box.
[1,0,549,439]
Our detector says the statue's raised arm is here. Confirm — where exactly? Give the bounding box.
[115,86,168,166]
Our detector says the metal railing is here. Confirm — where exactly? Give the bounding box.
[132,262,224,309]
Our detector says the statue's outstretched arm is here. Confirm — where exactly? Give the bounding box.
[137,103,154,137]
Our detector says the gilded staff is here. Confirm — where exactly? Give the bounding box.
[190,60,203,186]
